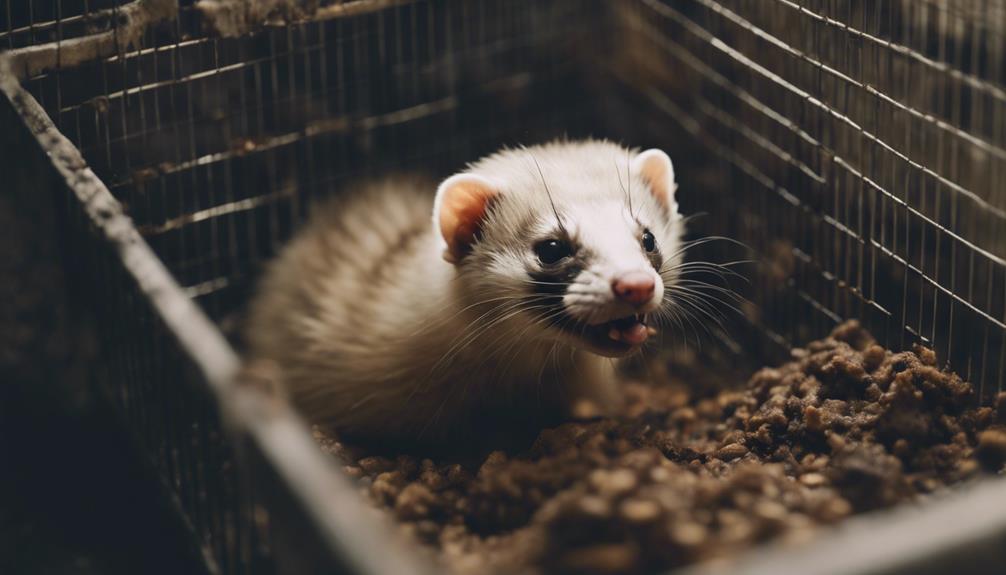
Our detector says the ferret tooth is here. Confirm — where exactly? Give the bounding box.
[646,326,658,336]
[608,328,621,341]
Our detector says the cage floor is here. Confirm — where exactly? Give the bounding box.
[309,322,1005,574]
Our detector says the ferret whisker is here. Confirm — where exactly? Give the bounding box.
[663,259,754,277]
[480,306,562,358]
[614,157,631,217]
[456,291,564,314]
[665,237,722,255]
[537,341,561,407]
[669,297,723,329]
[660,261,750,284]
[463,307,569,387]
[671,281,747,308]
[670,271,745,289]
[663,258,752,271]
[529,153,567,235]
[653,305,687,339]
[672,281,736,307]
[651,305,684,345]
[435,299,552,361]
[662,307,695,349]
[662,271,732,291]
[521,279,574,287]
[670,304,701,348]
[672,291,744,319]
[673,282,747,309]
[626,148,635,219]
[662,235,752,262]
[348,392,379,411]
[677,292,727,328]
[670,269,740,281]
[676,293,744,319]
[672,292,731,330]
[416,295,536,342]
[411,302,555,403]
[421,300,545,381]
[424,283,524,307]
[661,267,730,286]
[405,293,554,338]
[670,302,710,350]
[663,270,747,289]
[490,308,569,371]
[429,299,560,374]
[667,296,707,337]
[418,378,461,440]
[677,211,708,226]
[682,234,751,250]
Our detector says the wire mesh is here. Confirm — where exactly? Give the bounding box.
[3,1,600,573]
[1,1,123,49]
[14,0,597,322]
[600,0,1006,404]
[2,60,270,575]
[2,0,1005,574]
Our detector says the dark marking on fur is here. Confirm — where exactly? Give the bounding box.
[647,246,663,273]
[528,247,592,327]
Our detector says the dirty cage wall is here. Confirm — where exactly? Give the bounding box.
[1,1,1004,574]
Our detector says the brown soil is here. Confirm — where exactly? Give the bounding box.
[316,322,1006,574]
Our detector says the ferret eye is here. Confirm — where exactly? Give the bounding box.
[534,239,573,265]
[642,229,656,252]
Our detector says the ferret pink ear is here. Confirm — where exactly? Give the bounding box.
[433,174,500,263]
[631,149,678,213]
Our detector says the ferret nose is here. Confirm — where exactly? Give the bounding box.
[611,271,655,305]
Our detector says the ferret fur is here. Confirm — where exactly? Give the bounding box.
[244,140,685,446]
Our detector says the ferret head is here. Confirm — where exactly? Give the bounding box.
[433,140,684,358]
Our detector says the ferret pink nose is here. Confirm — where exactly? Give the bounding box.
[612,271,655,305]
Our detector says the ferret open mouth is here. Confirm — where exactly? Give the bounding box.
[601,314,652,344]
[562,313,656,356]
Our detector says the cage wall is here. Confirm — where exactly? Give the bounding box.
[595,0,1006,402]
[2,1,607,574]
[8,0,603,324]
[15,0,1002,393]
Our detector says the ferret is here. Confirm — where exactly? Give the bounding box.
[245,140,685,446]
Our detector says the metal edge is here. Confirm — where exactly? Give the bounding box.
[3,0,178,81]
[0,51,437,575]
[195,0,415,38]
[674,475,1006,575]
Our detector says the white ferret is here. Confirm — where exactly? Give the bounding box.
[245,140,685,446]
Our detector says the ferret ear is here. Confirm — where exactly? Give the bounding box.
[433,173,501,264]
[631,149,678,214]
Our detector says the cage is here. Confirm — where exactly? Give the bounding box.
[2,0,1005,574]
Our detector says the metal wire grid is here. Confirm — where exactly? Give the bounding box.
[3,1,598,573]
[2,71,270,575]
[599,0,1006,403]
[63,195,271,574]
[16,0,596,326]
[1,1,126,49]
